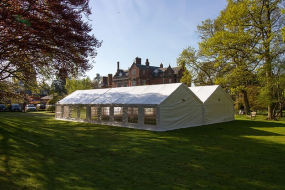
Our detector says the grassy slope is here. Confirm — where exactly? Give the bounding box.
[0,112,285,190]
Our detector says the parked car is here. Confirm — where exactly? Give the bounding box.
[36,104,46,110]
[25,104,37,112]
[9,104,21,111]
[0,104,6,111]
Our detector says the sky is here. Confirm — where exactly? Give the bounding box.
[86,0,227,79]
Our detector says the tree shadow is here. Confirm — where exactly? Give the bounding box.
[0,114,285,189]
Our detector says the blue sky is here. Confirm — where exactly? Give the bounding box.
[86,0,227,79]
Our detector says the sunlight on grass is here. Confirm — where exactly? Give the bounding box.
[0,112,285,189]
[242,126,285,145]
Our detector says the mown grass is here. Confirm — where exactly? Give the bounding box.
[0,112,285,190]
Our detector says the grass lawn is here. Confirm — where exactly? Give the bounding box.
[0,112,285,190]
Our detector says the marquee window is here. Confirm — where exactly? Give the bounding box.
[91,106,98,120]
[63,106,69,118]
[70,107,77,118]
[80,106,87,119]
[55,106,61,118]
[101,107,110,121]
[114,107,123,122]
[144,108,156,125]
[128,107,138,123]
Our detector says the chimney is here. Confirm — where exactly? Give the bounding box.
[146,59,149,66]
[117,61,120,70]
[135,57,141,65]
[102,76,107,87]
[160,63,163,68]
[108,74,112,86]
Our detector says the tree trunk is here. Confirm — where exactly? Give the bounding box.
[280,102,283,117]
[241,90,250,115]
[265,0,274,120]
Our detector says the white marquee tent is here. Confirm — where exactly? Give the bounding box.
[55,83,203,131]
[189,85,235,125]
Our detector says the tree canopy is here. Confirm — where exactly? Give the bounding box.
[178,0,285,119]
[65,77,93,94]
[0,0,102,101]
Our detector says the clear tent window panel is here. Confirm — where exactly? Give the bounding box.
[128,107,138,123]
[91,106,98,120]
[80,106,87,120]
[63,106,70,118]
[144,108,156,125]
[101,107,110,121]
[70,107,77,118]
[55,106,62,118]
[114,107,123,122]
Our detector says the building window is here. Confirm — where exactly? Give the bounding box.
[132,69,136,75]
[142,80,146,85]
[117,82,121,87]
[101,107,110,121]
[128,107,138,123]
[123,81,128,87]
[144,108,156,125]
[169,79,171,83]
[114,107,123,122]
[132,81,136,86]
[143,70,145,75]
[80,106,87,120]
[154,69,158,76]
[91,106,98,120]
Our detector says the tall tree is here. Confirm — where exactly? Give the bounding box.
[198,0,285,118]
[0,0,102,101]
[177,46,218,86]
[65,77,93,94]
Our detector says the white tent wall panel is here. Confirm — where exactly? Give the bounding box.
[205,86,233,105]
[204,104,224,125]
[204,104,234,125]
[203,86,234,125]
[224,104,235,121]
[160,105,192,131]
[160,84,203,131]
[190,105,203,127]
[189,85,235,125]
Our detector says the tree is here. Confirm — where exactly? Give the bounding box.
[92,73,102,88]
[197,0,285,118]
[65,77,93,94]
[177,46,218,86]
[0,0,102,100]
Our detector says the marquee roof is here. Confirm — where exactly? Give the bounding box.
[58,83,184,105]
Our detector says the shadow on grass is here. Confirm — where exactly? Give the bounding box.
[0,112,285,189]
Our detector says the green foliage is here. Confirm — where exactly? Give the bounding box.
[65,77,93,94]
[192,0,285,119]
[0,0,102,100]
[177,46,216,86]
[46,94,64,112]
[1,112,285,189]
